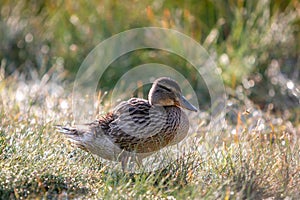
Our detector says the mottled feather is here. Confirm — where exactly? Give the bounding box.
[57,77,197,169]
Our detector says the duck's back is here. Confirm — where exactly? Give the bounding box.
[102,98,189,153]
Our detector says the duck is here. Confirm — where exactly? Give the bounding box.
[57,77,198,171]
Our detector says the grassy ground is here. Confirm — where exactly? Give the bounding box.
[0,74,299,199]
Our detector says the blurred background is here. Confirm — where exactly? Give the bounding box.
[0,0,299,117]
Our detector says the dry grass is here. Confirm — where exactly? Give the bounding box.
[0,74,299,199]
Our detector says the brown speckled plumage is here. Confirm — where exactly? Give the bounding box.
[57,77,197,170]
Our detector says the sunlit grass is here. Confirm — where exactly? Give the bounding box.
[0,73,299,199]
[0,0,299,198]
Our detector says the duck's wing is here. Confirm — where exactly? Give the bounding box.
[107,98,170,152]
[111,98,168,137]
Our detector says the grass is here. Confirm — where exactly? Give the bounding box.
[0,73,299,199]
[1,1,299,198]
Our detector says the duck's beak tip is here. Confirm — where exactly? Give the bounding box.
[179,95,198,112]
[189,106,198,112]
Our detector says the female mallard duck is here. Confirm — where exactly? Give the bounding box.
[57,77,197,170]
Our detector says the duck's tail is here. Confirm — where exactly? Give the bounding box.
[55,125,89,151]
[55,125,78,135]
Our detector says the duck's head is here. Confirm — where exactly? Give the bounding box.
[148,77,198,112]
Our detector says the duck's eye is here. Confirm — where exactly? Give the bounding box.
[158,84,172,92]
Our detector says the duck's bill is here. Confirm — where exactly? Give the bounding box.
[179,95,198,112]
